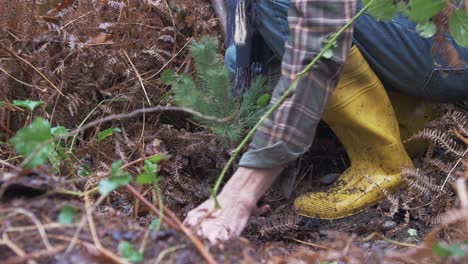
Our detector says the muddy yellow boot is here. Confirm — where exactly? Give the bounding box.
[294,46,413,219]
[388,91,440,157]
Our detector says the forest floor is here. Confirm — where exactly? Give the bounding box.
[0,1,467,263]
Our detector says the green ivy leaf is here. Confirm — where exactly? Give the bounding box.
[13,100,43,111]
[416,21,437,38]
[409,0,446,23]
[97,128,121,142]
[149,218,159,231]
[98,160,131,195]
[323,48,334,59]
[432,243,466,257]
[77,164,92,177]
[256,94,271,108]
[161,69,179,85]
[10,117,53,168]
[136,160,159,185]
[407,228,418,237]
[118,241,144,263]
[0,102,4,109]
[50,126,69,137]
[148,154,167,164]
[449,9,468,47]
[396,1,410,17]
[58,204,77,224]
[363,0,398,21]
[136,173,155,185]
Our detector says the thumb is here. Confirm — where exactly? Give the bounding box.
[251,204,271,217]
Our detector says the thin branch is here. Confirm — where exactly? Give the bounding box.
[123,50,152,106]
[4,245,66,264]
[125,185,216,264]
[0,233,37,264]
[68,105,233,136]
[84,191,103,249]
[144,37,193,81]
[155,245,186,264]
[441,148,468,190]
[48,234,126,264]
[0,159,20,171]
[0,45,64,96]
[0,66,47,91]
[3,208,53,250]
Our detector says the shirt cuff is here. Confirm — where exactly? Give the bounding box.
[238,141,305,168]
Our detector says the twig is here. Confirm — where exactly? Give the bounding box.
[60,11,93,29]
[65,194,107,253]
[154,245,186,264]
[0,122,15,137]
[125,185,216,264]
[0,66,46,92]
[123,50,152,106]
[48,234,127,264]
[68,99,115,153]
[453,128,468,144]
[456,178,468,208]
[68,105,232,137]
[144,37,193,81]
[441,148,468,190]
[5,223,77,233]
[84,191,103,249]
[362,232,416,248]
[0,233,37,264]
[4,245,66,264]
[0,45,64,96]
[0,159,20,171]
[3,208,53,250]
[288,237,331,250]
[211,0,377,200]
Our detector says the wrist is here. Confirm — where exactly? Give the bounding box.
[219,166,283,207]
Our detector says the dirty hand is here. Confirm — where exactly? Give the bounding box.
[183,166,283,243]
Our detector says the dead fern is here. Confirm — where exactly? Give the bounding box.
[402,168,446,194]
[406,128,466,157]
[254,215,301,237]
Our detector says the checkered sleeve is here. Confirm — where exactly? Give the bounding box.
[239,0,357,168]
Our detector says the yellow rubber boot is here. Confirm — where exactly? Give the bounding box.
[294,46,413,219]
[388,91,440,157]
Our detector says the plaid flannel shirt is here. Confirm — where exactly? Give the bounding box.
[239,0,358,168]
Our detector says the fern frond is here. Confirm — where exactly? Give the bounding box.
[402,168,443,194]
[256,215,301,237]
[406,128,466,157]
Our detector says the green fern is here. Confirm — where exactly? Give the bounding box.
[161,37,269,146]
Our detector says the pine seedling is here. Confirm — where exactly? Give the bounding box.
[161,37,269,146]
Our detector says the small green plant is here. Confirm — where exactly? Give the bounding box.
[9,117,65,169]
[432,242,467,258]
[13,100,43,111]
[161,37,270,146]
[118,241,144,263]
[407,228,419,242]
[58,204,78,225]
[97,160,131,195]
[135,158,165,232]
[96,127,121,142]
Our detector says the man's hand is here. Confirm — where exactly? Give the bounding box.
[183,166,284,243]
